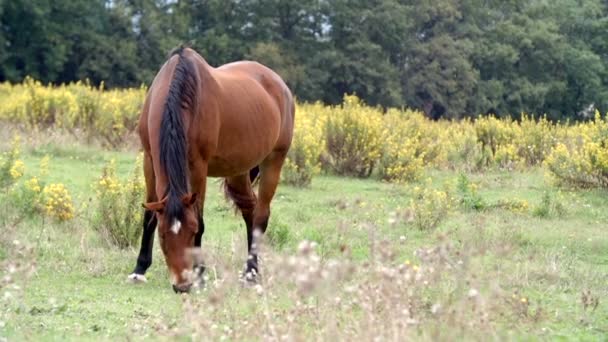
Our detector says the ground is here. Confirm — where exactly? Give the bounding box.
[1,140,607,341]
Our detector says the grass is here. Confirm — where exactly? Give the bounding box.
[1,138,607,341]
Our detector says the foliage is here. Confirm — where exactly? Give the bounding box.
[3,0,608,118]
[92,157,145,249]
[0,135,23,189]
[2,82,608,190]
[11,155,49,218]
[456,174,486,211]
[378,110,425,183]
[0,80,146,147]
[282,103,326,187]
[533,190,567,218]
[408,179,452,230]
[325,95,383,177]
[544,111,608,188]
[42,183,75,221]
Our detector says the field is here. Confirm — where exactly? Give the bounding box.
[1,130,607,341]
[1,81,607,340]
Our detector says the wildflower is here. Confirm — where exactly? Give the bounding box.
[9,160,25,179]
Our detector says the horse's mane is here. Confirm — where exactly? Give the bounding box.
[159,46,197,224]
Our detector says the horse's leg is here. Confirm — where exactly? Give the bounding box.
[223,173,257,270]
[190,161,208,281]
[244,150,287,280]
[128,152,157,283]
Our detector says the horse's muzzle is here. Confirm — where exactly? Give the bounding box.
[172,283,192,293]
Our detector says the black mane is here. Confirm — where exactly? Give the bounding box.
[159,47,197,224]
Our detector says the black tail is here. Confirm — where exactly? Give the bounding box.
[159,47,198,224]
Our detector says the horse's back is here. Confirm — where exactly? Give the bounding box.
[203,61,294,176]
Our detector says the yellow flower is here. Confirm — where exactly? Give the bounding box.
[10,160,25,179]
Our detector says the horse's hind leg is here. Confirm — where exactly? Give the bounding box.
[244,150,287,280]
[224,173,256,233]
[129,152,157,283]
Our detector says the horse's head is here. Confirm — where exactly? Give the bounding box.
[143,193,199,293]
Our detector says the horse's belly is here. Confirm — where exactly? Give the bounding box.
[206,120,280,177]
[206,153,262,177]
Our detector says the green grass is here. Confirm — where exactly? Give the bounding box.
[1,142,607,341]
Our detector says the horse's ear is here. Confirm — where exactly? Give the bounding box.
[143,198,166,212]
[182,193,198,206]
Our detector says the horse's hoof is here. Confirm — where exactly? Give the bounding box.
[239,270,258,287]
[127,273,148,284]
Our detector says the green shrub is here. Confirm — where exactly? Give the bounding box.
[409,179,451,230]
[92,157,144,248]
[533,191,566,218]
[456,174,486,211]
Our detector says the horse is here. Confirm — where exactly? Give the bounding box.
[126,46,295,293]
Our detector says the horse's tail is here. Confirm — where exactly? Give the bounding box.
[159,47,198,224]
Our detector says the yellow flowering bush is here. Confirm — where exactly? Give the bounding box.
[379,111,425,182]
[95,87,146,147]
[518,114,558,166]
[282,102,326,186]
[443,122,486,171]
[495,143,521,170]
[544,112,608,188]
[0,135,23,189]
[0,79,145,147]
[42,183,75,221]
[93,157,145,248]
[2,79,608,189]
[8,154,52,217]
[325,95,383,177]
[474,116,520,158]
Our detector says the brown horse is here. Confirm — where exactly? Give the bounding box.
[127,47,294,293]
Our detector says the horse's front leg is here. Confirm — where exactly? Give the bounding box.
[190,160,208,284]
[128,152,157,283]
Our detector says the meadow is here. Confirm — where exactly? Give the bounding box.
[0,81,607,341]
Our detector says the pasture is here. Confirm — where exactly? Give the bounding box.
[1,131,606,341]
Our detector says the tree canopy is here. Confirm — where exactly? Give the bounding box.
[1,0,607,119]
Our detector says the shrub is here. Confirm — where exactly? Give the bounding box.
[0,135,24,190]
[325,95,383,177]
[494,143,521,170]
[0,79,145,147]
[518,114,558,166]
[408,179,451,230]
[93,157,144,248]
[544,112,608,188]
[456,174,486,211]
[378,111,425,183]
[11,176,44,217]
[42,183,75,221]
[444,122,486,171]
[474,115,519,156]
[533,191,566,218]
[282,103,326,187]
[95,87,146,147]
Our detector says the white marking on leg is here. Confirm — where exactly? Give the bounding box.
[127,273,148,284]
[170,219,181,234]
